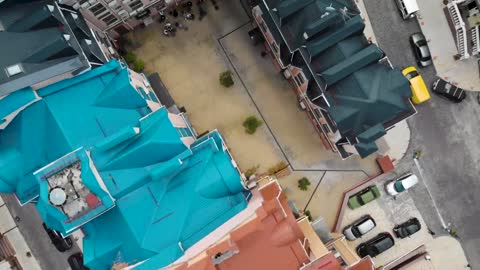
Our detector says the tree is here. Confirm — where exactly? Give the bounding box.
[132,60,145,72]
[124,52,137,64]
[243,116,263,134]
[297,177,311,191]
[219,71,234,87]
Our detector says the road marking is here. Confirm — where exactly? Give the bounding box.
[413,158,448,229]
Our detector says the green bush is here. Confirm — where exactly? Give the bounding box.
[297,177,311,191]
[132,60,145,72]
[244,165,259,179]
[267,161,288,175]
[125,52,137,64]
[304,210,312,221]
[243,116,263,134]
[219,71,234,87]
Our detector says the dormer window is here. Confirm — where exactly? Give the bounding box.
[5,64,24,77]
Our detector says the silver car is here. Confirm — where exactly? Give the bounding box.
[410,32,432,67]
[343,215,376,241]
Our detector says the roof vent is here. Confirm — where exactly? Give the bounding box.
[85,39,92,45]
[49,187,67,206]
[5,64,24,77]
[72,13,79,20]
[47,4,55,12]
[63,34,71,41]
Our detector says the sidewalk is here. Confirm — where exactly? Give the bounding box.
[426,236,469,270]
[416,0,480,91]
[355,0,377,44]
[0,196,41,270]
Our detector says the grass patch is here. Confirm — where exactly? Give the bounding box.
[267,161,288,175]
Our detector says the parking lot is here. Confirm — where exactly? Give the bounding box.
[339,174,433,267]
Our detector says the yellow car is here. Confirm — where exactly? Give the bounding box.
[402,66,431,104]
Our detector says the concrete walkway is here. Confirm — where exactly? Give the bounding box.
[416,0,480,91]
[0,196,41,270]
[426,236,470,270]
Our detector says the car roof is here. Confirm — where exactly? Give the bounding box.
[374,235,394,251]
[400,174,418,189]
[357,219,375,234]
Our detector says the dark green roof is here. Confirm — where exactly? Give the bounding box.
[0,0,106,96]
[259,0,415,157]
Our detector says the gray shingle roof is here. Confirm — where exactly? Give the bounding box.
[0,0,106,96]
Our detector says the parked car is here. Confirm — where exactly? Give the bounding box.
[343,215,376,241]
[432,78,467,103]
[394,0,419,19]
[42,223,73,252]
[410,32,432,67]
[356,232,395,258]
[402,66,431,104]
[68,253,90,270]
[347,185,381,209]
[386,173,418,196]
[393,218,421,238]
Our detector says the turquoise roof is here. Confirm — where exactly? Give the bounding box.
[0,60,248,269]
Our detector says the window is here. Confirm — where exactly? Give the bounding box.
[177,127,193,138]
[294,73,305,86]
[129,0,143,10]
[259,21,267,32]
[89,3,107,16]
[102,14,118,26]
[5,64,23,77]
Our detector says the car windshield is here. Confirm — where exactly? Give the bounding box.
[417,40,427,47]
[405,71,419,80]
[394,182,405,192]
[406,224,419,234]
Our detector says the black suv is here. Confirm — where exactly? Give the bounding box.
[432,79,466,103]
[42,223,73,252]
[356,232,395,258]
[393,218,421,238]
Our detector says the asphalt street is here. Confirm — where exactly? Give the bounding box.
[2,194,79,270]
[364,0,480,267]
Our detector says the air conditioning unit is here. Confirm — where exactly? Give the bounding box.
[88,0,97,4]
[122,0,131,4]
[73,3,80,9]
[108,0,118,7]
[80,2,90,8]
[130,10,138,16]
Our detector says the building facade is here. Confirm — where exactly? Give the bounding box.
[252,0,417,159]
[59,0,192,38]
[446,0,480,59]
[167,176,375,270]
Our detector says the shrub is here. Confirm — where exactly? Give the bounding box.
[132,60,145,72]
[219,71,234,87]
[125,52,137,64]
[267,161,288,175]
[244,165,259,179]
[243,116,263,134]
[297,177,311,191]
[304,210,312,221]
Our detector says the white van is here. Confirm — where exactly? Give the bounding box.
[395,0,419,19]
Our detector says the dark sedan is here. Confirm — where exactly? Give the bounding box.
[68,253,90,270]
[432,79,466,103]
[356,232,395,258]
[393,218,421,238]
[410,32,432,67]
[42,223,73,252]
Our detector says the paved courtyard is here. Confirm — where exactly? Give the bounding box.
[130,1,381,174]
